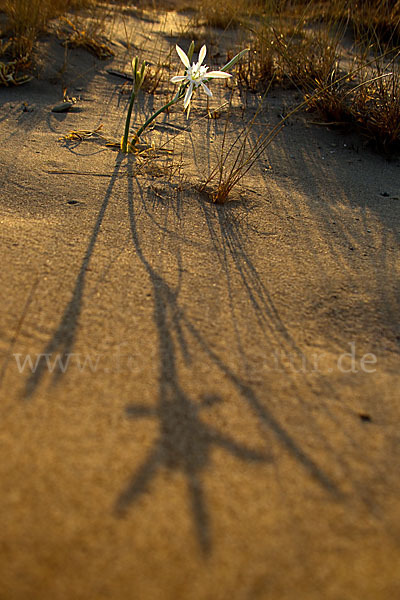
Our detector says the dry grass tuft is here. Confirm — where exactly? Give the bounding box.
[351,67,400,151]
[57,15,114,59]
[1,0,49,59]
[232,2,400,153]
[0,0,95,59]
[309,59,400,152]
[195,0,266,29]
[200,93,290,203]
[237,24,277,91]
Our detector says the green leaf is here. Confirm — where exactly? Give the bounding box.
[220,48,249,73]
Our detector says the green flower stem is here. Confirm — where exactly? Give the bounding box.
[121,88,137,153]
[130,87,186,148]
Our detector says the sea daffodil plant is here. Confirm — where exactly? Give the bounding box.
[121,43,248,153]
[121,56,147,153]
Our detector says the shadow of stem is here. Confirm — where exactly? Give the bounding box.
[114,161,342,555]
[23,156,123,399]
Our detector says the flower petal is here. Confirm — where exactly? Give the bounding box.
[207,71,232,79]
[198,44,207,66]
[201,82,213,97]
[184,82,194,109]
[176,44,190,69]
[171,75,187,83]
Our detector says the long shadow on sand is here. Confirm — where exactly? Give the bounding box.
[114,162,342,554]
[23,156,342,553]
[23,158,123,398]
[114,166,273,554]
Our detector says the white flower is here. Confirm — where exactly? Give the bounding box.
[171,44,231,110]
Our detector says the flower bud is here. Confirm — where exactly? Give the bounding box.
[187,40,195,62]
[220,48,249,73]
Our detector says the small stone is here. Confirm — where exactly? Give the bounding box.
[52,101,74,113]
[380,191,390,197]
[359,413,372,423]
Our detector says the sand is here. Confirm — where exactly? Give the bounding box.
[0,7,400,600]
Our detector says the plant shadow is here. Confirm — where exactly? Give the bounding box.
[22,154,343,554]
[114,161,343,553]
